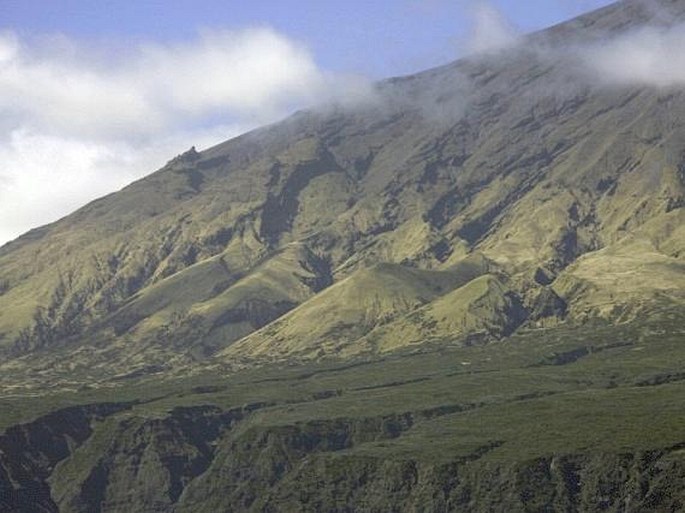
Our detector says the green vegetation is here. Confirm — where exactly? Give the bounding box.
[0,13,683,377]
[1,315,683,511]
[0,0,684,510]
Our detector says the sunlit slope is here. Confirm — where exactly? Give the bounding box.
[1,1,684,509]
[360,274,527,353]
[554,215,685,320]
[224,255,492,361]
[0,0,682,376]
[106,243,331,357]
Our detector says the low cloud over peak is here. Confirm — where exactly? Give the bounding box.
[580,23,685,87]
[0,27,370,140]
[0,28,372,245]
[466,1,520,55]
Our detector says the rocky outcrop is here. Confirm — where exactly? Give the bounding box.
[2,401,683,512]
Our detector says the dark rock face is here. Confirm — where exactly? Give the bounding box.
[2,402,683,513]
[0,403,133,513]
[529,288,568,322]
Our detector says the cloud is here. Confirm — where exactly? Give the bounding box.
[466,1,520,55]
[579,23,685,87]
[0,28,373,246]
[0,31,18,63]
[0,28,371,140]
[0,124,248,245]
[10,5,682,248]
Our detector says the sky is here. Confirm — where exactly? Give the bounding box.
[0,0,618,245]
[2,1,616,77]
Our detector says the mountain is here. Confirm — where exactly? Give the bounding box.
[2,0,684,384]
[0,1,684,511]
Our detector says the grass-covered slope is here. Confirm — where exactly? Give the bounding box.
[0,0,682,382]
[0,313,683,512]
[0,1,684,511]
[223,255,492,362]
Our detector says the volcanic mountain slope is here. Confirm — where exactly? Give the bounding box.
[0,0,684,385]
[1,2,685,512]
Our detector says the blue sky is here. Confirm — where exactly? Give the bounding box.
[3,0,614,77]
[0,0,618,244]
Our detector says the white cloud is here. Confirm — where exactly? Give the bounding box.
[466,1,520,55]
[0,27,371,140]
[580,24,685,87]
[0,28,372,246]
[137,29,325,121]
[0,31,18,63]
[0,124,249,245]
[0,130,129,243]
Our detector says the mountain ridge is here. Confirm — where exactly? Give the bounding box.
[1,2,685,510]
[0,0,683,384]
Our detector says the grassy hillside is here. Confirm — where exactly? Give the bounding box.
[0,313,683,511]
[0,0,683,384]
[0,2,684,509]
[223,255,493,361]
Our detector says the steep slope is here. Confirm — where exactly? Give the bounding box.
[358,274,528,353]
[106,242,331,359]
[0,2,684,510]
[223,255,492,362]
[554,212,685,319]
[0,0,683,381]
